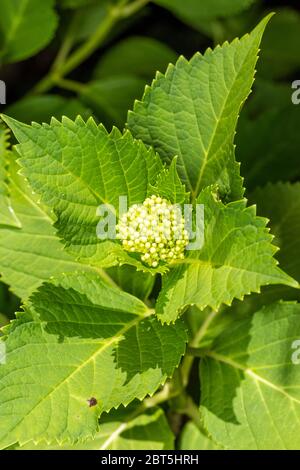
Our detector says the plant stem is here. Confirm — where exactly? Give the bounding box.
[51,13,81,74]
[183,395,207,434]
[180,309,218,387]
[187,346,207,357]
[55,78,86,95]
[59,10,118,78]
[121,0,150,17]
[32,0,150,96]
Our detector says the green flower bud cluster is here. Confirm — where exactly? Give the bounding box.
[116,195,189,268]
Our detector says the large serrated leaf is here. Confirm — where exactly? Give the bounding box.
[1,114,165,274]
[156,188,298,324]
[0,153,94,299]
[128,16,272,201]
[226,182,300,317]
[15,407,174,450]
[0,272,187,447]
[200,301,300,450]
[0,128,20,228]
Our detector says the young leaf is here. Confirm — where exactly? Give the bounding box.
[150,157,189,204]
[0,153,94,299]
[200,301,300,450]
[15,407,174,450]
[0,272,187,447]
[156,188,298,324]
[0,0,58,63]
[128,16,272,201]
[1,114,164,273]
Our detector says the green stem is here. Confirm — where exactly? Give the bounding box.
[51,14,81,73]
[187,346,207,357]
[121,0,150,17]
[180,309,218,387]
[59,9,118,78]
[32,0,150,96]
[183,395,206,434]
[55,78,86,95]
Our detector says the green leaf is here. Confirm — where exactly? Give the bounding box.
[15,407,174,450]
[81,77,146,129]
[0,153,94,299]
[200,301,300,450]
[0,0,58,63]
[0,127,21,228]
[258,8,300,79]
[1,114,165,273]
[237,107,300,191]
[228,182,300,317]
[156,188,298,324]
[252,182,300,285]
[93,36,177,80]
[179,421,220,450]
[150,157,189,204]
[5,95,92,124]
[153,0,257,30]
[0,272,187,447]
[128,16,272,201]
[106,265,155,301]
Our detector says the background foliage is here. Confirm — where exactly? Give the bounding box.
[0,0,300,450]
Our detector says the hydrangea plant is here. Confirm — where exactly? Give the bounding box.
[0,1,300,452]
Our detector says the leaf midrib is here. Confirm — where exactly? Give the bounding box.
[2,308,152,441]
[192,40,255,199]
